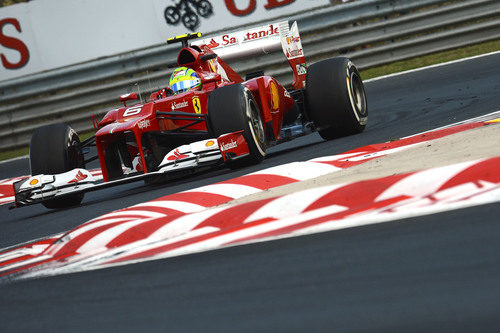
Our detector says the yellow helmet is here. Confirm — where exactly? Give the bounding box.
[169,67,201,94]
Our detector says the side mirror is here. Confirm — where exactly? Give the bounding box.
[119,92,138,106]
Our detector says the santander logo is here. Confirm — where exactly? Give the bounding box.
[68,171,88,184]
[171,101,189,110]
[286,48,303,59]
[207,39,220,48]
[244,24,279,41]
[167,148,189,161]
[220,139,238,152]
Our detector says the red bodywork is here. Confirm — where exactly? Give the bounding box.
[94,44,296,182]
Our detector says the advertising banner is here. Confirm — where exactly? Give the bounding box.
[0,0,331,82]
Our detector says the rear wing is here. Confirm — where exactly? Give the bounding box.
[194,21,306,90]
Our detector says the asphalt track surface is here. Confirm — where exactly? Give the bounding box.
[1,53,500,331]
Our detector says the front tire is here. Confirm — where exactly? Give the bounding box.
[207,84,266,168]
[30,123,85,208]
[305,57,368,140]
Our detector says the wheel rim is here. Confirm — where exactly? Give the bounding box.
[350,72,367,117]
[244,89,266,157]
[249,100,265,144]
[67,132,83,169]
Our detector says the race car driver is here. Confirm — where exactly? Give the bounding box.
[151,66,202,100]
[169,67,202,94]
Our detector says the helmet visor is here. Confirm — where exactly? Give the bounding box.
[170,78,201,94]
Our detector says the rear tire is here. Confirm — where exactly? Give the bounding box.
[30,123,85,208]
[207,84,266,168]
[305,57,368,140]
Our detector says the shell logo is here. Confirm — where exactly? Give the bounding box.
[270,81,279,110]
[29,179,39,186]
[206,140,215,147]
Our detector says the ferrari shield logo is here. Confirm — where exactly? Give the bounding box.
[192,96,201,114]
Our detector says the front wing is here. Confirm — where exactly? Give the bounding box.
[12,133,250,209]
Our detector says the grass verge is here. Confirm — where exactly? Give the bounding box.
[359,39,500,80]
[1,39,499,162]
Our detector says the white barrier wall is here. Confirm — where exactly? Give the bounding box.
[0,0,330,82]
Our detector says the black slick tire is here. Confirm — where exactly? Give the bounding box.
[30,123,85,208]
[207,83,266,168]
[305,57,368,140]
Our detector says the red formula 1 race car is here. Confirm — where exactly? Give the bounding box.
[12,21,368,209]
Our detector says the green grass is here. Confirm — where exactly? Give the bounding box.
[359,39,500,80]
[1,39,499,162]
[1,146,29,161]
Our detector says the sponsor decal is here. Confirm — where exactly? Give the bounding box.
[198,21,288,56]
[221,34,238,46]
[137,119,151,129]
[281,21,304,61]
[173,69,186,78]
[207,39,220,48]
[167,148,189,161]
[208,59,217,72]
[206,140,215,147]
[164,0,214,31]
[29,179,39,186]
[285,48,303,59]
[270,81,279,110]
[192,96,202,114]
[296,63,307,75]
[223,34,238,45]
[171,101,189,110]
[220,139,238,152]
[244,24,279,41]
[68,171,88,184]
[205,34,239,49]
[286,36,300,44]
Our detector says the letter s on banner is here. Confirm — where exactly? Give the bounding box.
[0,18,30,69]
